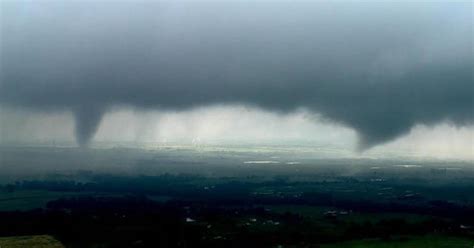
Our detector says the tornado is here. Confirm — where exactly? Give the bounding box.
[73,106,104,147]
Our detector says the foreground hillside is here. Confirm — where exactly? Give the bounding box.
[0,235,64,248]
[322,235,473,248]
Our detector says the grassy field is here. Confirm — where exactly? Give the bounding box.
[0,190,86,211]
[0,235,64,248]
[321,235,474,248]
[0,190,132,211]
[267,204,431,224]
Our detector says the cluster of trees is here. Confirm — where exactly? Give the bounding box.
[2,195,470,248]
[1,174,474,247]
[5,175,474,221]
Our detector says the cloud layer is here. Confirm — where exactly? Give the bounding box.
[1,1,472,149]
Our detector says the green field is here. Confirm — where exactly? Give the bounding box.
[0,190,133,211]
[0,190,85,211]
[321,235,474,248]
[0,235,64,248]
[267,204,431,224]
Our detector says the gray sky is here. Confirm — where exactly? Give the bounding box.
[0,0,472,152]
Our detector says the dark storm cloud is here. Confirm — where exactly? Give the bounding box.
[0,1,472,149]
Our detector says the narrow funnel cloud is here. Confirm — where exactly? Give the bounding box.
[73,106,104,147]
[0,1,472,148]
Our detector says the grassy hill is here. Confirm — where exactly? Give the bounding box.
[0,235,64,248]
[321,235,473,248]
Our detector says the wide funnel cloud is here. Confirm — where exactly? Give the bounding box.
[0,1,472,149]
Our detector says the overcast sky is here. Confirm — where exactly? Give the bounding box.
[0,0,472,157]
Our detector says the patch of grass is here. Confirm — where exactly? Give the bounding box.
[266,204,331,218]
[341,212,431,225]
[321,235,474,248]
[0,190,85,211]
[0,235,65,248]
[267,204,431,225]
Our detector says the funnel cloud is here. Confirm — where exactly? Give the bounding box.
[0,1,472,148]
[73,106,104,147]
